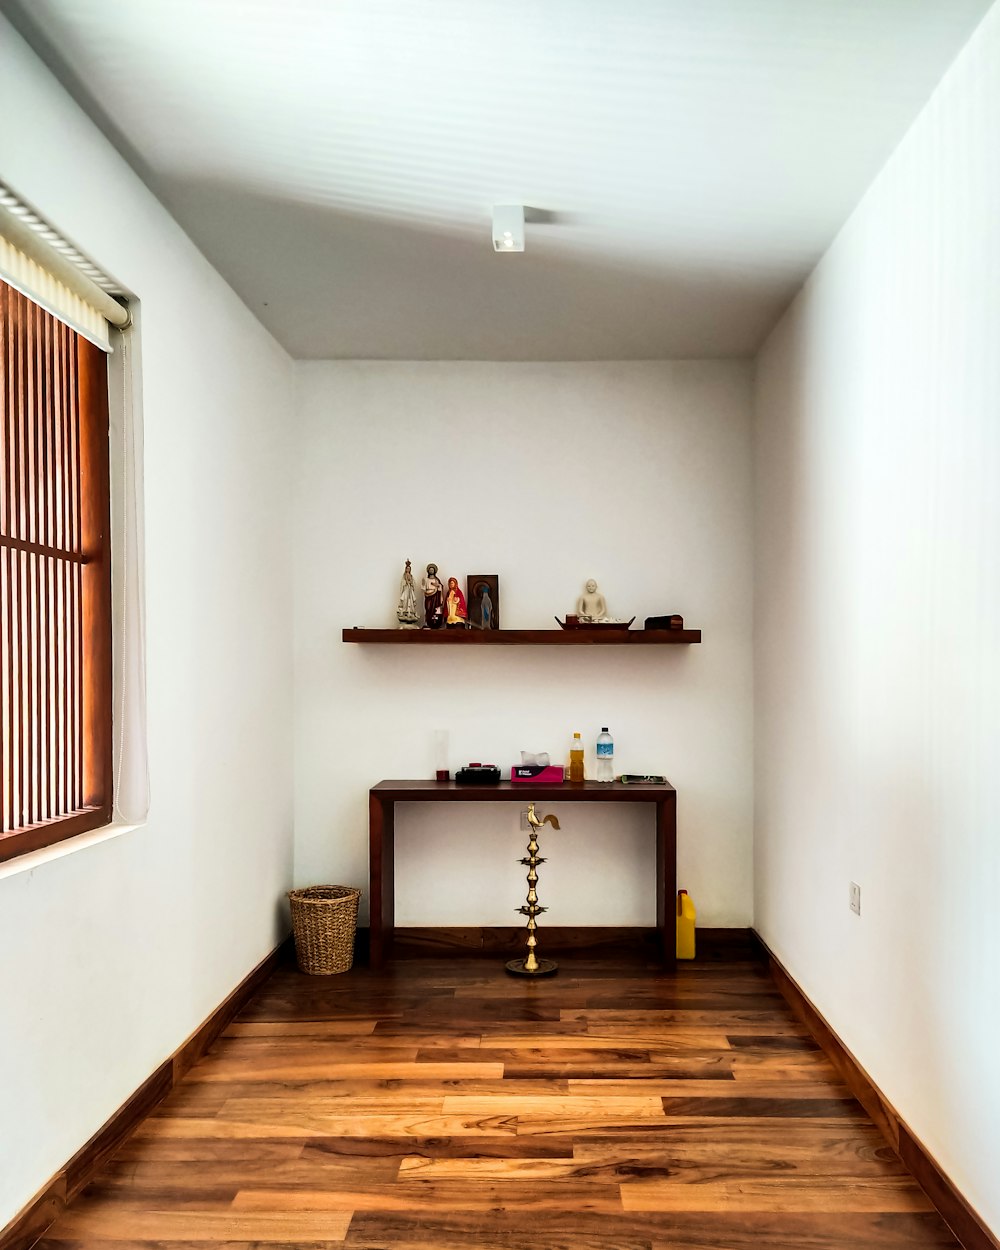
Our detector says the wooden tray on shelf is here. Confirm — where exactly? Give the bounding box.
[554,616,636,631]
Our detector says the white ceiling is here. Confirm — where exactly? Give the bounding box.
[5,0,992,359]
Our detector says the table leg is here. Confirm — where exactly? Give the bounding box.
[656,792,677,966]
[369,794,395,968]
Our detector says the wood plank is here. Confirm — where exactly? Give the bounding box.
[660,1095,864,1119]
[212,1031,483,1051]
[342,1209,960,1250]
[133,1114,523,1140]
[112,1138,309,1163]
[476,1029,732,1049]
[498,1057,735,1080]
[43,1207,352,1241]
[570,1128,906,1174]
[231,1182,622,1214]
[620,1177,933,1213]
[156,1077,572,1113]
[224,1020,379,1037]
[37,1243,348,1250]
[36,1242,347,1250]
[189,1060,503,1082]
[92,1156,405,1189]
[440,1094,666,1116]
[300,1136,574,1161]
[560,1009,813,1031]
[568,1078,851,1098]
[399,1140,910,1183]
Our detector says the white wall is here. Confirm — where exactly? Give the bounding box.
[0,19,295,1227]
[294,361,753,929]
[754,2,1000,1235]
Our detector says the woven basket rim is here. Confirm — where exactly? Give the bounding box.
[288,885,362,903]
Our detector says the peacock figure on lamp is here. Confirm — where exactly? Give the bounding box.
[506,802,560,977]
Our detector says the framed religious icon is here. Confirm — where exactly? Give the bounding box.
[466,574,500,631]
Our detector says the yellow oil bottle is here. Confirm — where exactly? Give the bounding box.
[676,889,696,960]
[568,732,585,783]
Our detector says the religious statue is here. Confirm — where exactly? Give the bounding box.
[476,582,495,630]
[396,558,419,628]
[445,577,468,628]
[576,578,609,622]
[421,563,445,629]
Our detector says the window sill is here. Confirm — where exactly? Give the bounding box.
[0,818,142,882]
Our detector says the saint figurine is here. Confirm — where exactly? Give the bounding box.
[396,558,419,628]
[576,578,608,622]
[476,582,495,630]
[445,577,468,627]
[422,563,445,629]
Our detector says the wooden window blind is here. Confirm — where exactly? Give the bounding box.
[1,277,112,863]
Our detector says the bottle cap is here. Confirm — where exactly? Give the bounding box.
[601,727,609,732]
[573,732,581,739]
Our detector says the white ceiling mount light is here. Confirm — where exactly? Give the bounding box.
[492,205,524,253]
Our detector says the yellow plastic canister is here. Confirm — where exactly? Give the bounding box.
[676,889,696,960]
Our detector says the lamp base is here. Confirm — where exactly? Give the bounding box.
[505,957,558,977]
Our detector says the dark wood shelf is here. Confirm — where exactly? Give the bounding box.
[343,628,701,646]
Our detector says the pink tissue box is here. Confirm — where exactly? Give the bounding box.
[511,764,565,784]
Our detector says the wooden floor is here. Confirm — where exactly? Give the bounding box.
[37,947,961,1250]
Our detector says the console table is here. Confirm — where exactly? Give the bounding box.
[368,779,677,968]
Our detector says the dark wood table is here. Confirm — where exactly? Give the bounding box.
[368,779,677,967]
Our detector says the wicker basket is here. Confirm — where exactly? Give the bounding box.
[287,885,361,975]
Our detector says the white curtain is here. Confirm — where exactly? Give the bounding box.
[109,324,150,824]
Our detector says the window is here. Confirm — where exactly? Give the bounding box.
[1,277,113,861]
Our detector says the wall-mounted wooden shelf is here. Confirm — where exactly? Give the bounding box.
[343,628,701,646]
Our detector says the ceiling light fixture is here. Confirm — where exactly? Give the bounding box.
[492,205,524,253]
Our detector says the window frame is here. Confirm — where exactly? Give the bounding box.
[0,280,113,863]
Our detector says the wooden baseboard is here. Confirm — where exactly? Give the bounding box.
[390,925,658,956]
[0,936,291,1250]
[754,930,999,1250]
[383,925,755,958]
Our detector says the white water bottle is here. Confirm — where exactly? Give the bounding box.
[595,727,614,782]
